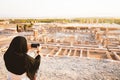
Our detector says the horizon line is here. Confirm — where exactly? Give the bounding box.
[0,16,120,19]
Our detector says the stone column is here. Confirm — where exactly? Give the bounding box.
[69,35,75,46]
[33,29,38,41]
[103,38,108,47]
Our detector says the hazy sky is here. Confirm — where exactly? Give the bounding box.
[0,0,120,18]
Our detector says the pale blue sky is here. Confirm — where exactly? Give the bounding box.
[0,0,120,18]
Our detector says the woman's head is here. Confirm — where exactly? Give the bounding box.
[7,36,28,54]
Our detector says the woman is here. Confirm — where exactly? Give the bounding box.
[4,36,41,80]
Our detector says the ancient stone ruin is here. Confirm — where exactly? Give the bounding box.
[25,23,120,61]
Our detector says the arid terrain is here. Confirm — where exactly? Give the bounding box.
[0,23,120,80]
[0,54,120,80]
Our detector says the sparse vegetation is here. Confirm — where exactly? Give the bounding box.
[16,23,33,32]
[7,18,120,24]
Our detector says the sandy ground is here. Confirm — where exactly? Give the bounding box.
[0,24,16,28]
[0,52,7,80]
[37,57,120,80]
[1,52,120,80]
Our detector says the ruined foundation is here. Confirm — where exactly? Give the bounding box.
[26,23,120,61]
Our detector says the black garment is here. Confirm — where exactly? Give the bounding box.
[4,52,40,75]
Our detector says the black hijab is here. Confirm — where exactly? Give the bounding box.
[4,36,40,80]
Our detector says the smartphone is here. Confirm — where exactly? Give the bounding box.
[31,43,40,48]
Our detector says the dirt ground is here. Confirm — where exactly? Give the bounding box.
[1,53,120,80]
[37,57,120,80]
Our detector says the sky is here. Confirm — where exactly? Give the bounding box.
[0,0,120,18]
